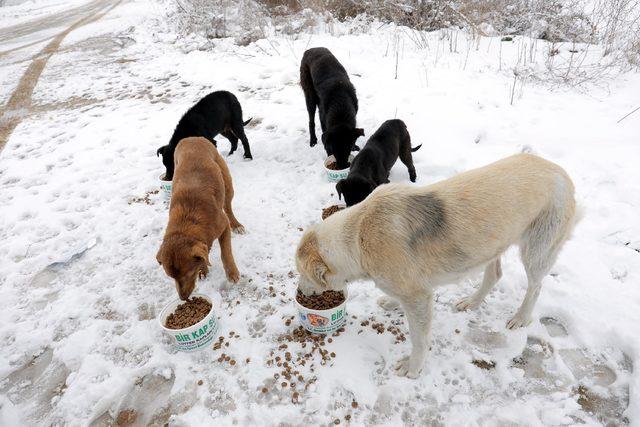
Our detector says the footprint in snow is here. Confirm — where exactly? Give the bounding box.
[509,317,632,425]
[0,348,70,423]
[540,316,568,337]
[93,371,176,427]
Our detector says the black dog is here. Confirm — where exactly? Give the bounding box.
[300,47,363,169]
[336,119,421,206]
[157,90,252,180]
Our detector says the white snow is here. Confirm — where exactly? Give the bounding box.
[1,0,639,425]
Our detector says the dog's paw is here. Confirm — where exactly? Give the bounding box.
[243,154,253,160]
[394,356,421,379]
[226,269,240,284]
[377,296,400,311]
[232,224,246,235]
[309,139,317,147]
[506,312,532,329]
[454,297,481,312]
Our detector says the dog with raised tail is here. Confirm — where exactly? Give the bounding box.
[336,119,421,207]
[157,90,253,181]
[296,153,577,378]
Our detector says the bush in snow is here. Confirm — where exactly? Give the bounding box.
[168,0,640,70]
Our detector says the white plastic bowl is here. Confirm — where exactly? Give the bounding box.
[158,293,219,352]
[324,154,354,182]
[294,290,347,334]
[159,173,172,198]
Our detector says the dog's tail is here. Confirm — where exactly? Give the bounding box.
[411,144,423,152]
[243,117,253,126]
[156,146,164,157]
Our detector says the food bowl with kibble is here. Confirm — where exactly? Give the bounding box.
[295,289,347,334]
[159,173,172,198]
[324,154,354,182]
[158,294,219,352]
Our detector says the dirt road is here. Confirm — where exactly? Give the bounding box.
[0,0,122,153]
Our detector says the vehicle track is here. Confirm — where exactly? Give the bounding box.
[0,0,122,153]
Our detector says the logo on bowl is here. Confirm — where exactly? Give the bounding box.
[329,170,348,180]
[174,317,216,342]
[331,309,344,322]
[306,313,329,327]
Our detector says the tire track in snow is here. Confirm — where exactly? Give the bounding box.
[0,0,107,44]
[0,0,122,154]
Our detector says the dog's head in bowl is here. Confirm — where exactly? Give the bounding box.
[321,126,363,169]
[156,237,210,300]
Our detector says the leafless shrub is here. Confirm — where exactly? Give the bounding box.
[170,0,272,45]
[589,0,640,67]
[169,0,640,73]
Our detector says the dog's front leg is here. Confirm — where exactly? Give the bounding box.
[395,290,433,378]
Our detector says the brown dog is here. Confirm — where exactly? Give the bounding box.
[156,137,244,300]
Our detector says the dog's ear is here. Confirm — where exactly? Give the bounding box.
[192,241,211,278]
[156,146,165,158]
[192,241,211,265]
[155,246,163,265]
[354,128,364,138]
[336,180,344,200]
[367,179,377,194]
[313,259,329,287]
[297,234,330,287]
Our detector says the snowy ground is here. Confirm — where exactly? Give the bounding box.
[1,0,640,425]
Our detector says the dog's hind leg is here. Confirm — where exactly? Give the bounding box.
[213,152,245,234]
[230,122,252,160]
[455,257,502,311]
[508,201,574,329]
[218,222,240,284]
[222,130,239,156]
[508,248,549,330]
[395,289,433,378]
[300,64,318,147]
[398,136,418,182]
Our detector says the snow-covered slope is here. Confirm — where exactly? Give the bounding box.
[1,0,639,425]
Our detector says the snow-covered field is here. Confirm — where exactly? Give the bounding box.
[1,0,640,425]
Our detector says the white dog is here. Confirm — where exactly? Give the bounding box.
[296,154,577,378]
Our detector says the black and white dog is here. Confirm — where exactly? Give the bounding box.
[300,47,363,169]
[157,91,252,181]
[336,119,421,206]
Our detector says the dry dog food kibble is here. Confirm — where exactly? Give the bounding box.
[326,161,349,170]
[322,205,344,220]
[296,290,345,310]
[165,297,212,329]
